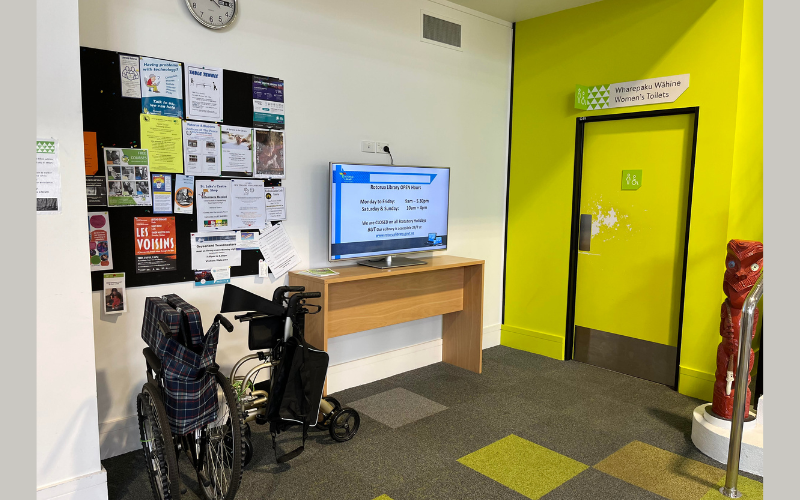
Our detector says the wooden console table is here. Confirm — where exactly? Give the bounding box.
[288,256,485,379]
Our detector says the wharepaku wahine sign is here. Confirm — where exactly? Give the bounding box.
[575,74,690,111]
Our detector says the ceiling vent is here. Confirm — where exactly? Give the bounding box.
[421,11,462,51]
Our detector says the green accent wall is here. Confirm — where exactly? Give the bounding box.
[503,0,763,401]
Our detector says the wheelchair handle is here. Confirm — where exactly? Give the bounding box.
[157,320,173,338]
[215,314,234,332]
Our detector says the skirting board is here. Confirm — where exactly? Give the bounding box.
[37,468,108,500]
[99,325,502,459]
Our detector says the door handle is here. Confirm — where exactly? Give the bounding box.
[579,214,591,251]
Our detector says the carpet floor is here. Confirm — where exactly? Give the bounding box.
[103,345,763,500]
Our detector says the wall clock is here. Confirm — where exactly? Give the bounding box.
[186,0,237,30]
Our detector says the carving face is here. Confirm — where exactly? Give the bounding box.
[723,239,763,308]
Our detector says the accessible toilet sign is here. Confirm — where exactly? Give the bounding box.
[575,74,690,111]
[622,170,642,190]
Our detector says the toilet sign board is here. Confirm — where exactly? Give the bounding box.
[622,170,642,190]
[576,74,690,110]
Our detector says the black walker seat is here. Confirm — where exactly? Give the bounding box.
[141,295,220,436]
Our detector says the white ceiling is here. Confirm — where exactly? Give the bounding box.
[442,0,603,23]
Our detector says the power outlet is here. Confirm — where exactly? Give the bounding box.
[361,140,376,153]
[375,142,390,154]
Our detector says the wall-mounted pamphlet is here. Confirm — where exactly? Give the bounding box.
[231,179,266,230]
[220,125,253,176]
[174,174,195,214]
[141,114,183,173]
[89,212,113,271]
[185,63,223,122]
[194,267,231,287]
[183,121,221,176]
[257,222,300,279]
[264,186,286,221]
[103,273,127,314]
[152,173,172,214]
[86,177,108,207]
[84,131,99,175]
[134,216,177,273]
[190,232,241,270]
[236,230,260,250]
[252,76,284,129]
[254,129,285,179]
[104,148,152,206]
[119,54,141,98]
[140,57,183,117]
[36,138,61,213]
[196,179,232,231]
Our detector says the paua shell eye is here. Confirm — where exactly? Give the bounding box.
[750,263,760,272]
[727,260,736,269]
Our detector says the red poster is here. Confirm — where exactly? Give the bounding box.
[134,217,177,273]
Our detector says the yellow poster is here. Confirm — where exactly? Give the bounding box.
[140,114,183,173]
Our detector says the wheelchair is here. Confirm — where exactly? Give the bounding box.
[138,295,244,500]
[222,285,360,465]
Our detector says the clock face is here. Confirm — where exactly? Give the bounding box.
[186,0,236,29]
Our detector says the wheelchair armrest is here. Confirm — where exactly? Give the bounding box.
[143,347,162,377]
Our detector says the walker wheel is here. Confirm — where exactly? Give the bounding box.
[328,408,360,442]
[316,397,342,430]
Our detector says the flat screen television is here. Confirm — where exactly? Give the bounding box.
[329,163,450,268]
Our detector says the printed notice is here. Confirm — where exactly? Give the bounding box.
[104,148,152,206]
[257,222,300,279]
[174,174,195,214]
[86,177,108,207]
[236,230,260,250]
[152,173,173,214]
[196,179,232,232]
[103,273,127,314]
[141,114,183,173]
[134,216,177,273]
[140,57,183,117]
[220,125,253,176]
[194,267,231,287]
[231,179,266,230]
[185,64,223,122]
[254,129,285,179]
[119,54,141,98]
[89,212,113,271]
[184,121,221,176]
[252,76,285,129]
[190,232,241,270]
[36,138,61,213]
[84,131,99,175]
[264,186,286,221]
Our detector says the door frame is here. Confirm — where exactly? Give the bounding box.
[564,107,700,389]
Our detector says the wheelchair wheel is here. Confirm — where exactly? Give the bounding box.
[196,372,244,500]
[329,407,360,442]
[137,383,181,500]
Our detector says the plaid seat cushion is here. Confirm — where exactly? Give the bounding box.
[142,296,221,435]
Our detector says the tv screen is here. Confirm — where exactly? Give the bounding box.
[330,163,450,261]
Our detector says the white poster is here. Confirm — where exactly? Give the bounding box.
[231,179,266,230]
[195,179,232,232]
[140,57,183,117]
[36,138,61,213]
[183,121,221,176]
[190,232,241,270]
[119,54,141,98]
[236,230,260,250]
[151,173,172,214]
[174,174,195,214]
[264,186,286,221]
[103,273,127,314]
[185,64,223,122]
[220,125,253,176]
[257,222,300,279]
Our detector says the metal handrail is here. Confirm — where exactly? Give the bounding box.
[721,273,763,498]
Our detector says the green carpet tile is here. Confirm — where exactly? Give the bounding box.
[102,345,763,500]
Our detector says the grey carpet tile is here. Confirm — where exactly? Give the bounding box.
[395,460,531,500]
[541,468,667,500]
[348,387,448,429]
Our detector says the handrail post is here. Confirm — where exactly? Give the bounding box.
[721,273,763,498]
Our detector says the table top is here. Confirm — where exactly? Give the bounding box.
[289,255,484,284]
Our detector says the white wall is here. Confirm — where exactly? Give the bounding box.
[37,0,108,498]
[79,0,512,458]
